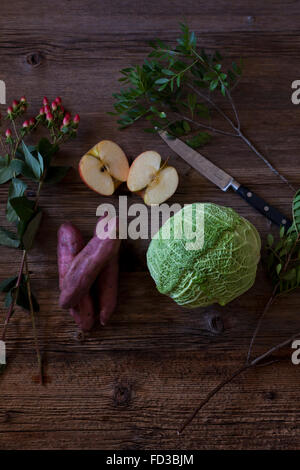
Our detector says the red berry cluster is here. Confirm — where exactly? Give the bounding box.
[0,95,80,143]
[2,96,32,140]
[37,96,80,136]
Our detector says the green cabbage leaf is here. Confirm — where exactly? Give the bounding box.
[147,203,261,307]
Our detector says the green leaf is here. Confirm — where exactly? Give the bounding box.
[293,189,300,234]
[10,159,25,174]
[155,78,169,85]
[297,266,300,284]
[0,276,17,293]
[162,69,174,76]
[6,178,27,223]
[5,290,13,308]
[186,132,211,149]
[283,268,296,281]
[44,166,70,184]
[21,141,41,180]
[187,93,197,117]
[280,226,285,238]
[209,80,218,91]
[0,166,14,185]
[22,211,42,251]
[0,155,9,168]
[267,233,274,247]
[37,152,44,175]
[10,159,36,180]
[37,138,59,169]
[9,196,35,223]
[0,227,20,248]
[168,120,191,137]
[195,103,210,118]
[276,264,282,275]
[182,121,191,133]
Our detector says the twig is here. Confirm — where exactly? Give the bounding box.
[179,228,300,434]
[237,129,295,192]
[24,253,43,385]
[247,284,278,362]
[187,83,237,131]
[178,328,300,434]
[1,250,26,341]
[174,112,237,137]
[12,120,19,140]
[186,84,295,191]
[190,48,241,130]
[225,88,240,131]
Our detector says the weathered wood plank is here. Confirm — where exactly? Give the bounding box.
[0,0,299,451]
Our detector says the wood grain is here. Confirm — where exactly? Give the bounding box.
[0,0,300,450]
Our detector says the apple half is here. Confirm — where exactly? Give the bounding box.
[79,140,129,196]
[127,151,179,205]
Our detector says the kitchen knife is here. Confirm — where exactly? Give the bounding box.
[159,130,292,229]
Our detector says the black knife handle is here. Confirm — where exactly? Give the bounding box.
[234,185,292,229]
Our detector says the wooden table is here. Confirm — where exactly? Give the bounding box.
[0,0,300,450]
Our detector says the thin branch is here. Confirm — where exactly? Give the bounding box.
[190,47,240,129]
[225,88,240,130]
[247,284,278,362]
[187,83,237,131]
[186,84,295,191]
[237,129,296,192]
[174,112,237,137]
[177,363,250,434]
[1,250,26,341]
[178,328,300,434]
[24,253,43,385]
[12,120,19,140]
[179,227,300,434]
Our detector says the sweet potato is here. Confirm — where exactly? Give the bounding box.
[57,223,94,331]
[93,217,120,325]
[97,252,119,326]
[59,217,120,309]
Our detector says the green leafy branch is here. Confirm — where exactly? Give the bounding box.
[0,96,80,382]
[179,191,300,433]
[111,23,294,191]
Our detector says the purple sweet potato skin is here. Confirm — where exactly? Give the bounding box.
[73,296,94,332]
[57,223,94,331]
[97,253,119,326]
[58,223,85,290]
[59,218,121,309]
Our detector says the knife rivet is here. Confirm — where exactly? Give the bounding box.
[264,206,269,212]
[247,192,252,198]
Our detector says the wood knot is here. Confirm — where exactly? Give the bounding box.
[0,410,11,423]
[265,391,276,401]
[205,311,224,334]
[26,52,43,67]
[74,330,86,342]
[113,383,132,407]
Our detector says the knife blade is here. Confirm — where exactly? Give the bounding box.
[159,130,292,229]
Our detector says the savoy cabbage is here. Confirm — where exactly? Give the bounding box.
[147,203,261,307]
